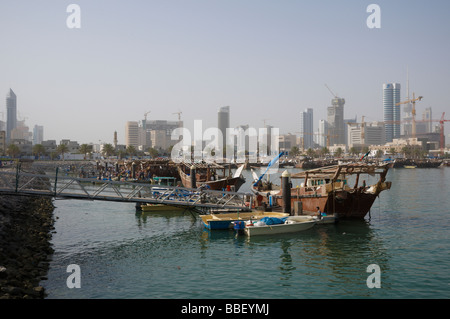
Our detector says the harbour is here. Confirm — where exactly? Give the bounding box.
[39,166,450,299]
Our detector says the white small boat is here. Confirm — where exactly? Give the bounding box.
[287,215,337,224]
[244,217,316,237]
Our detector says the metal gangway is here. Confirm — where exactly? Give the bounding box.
[0,168,253,213]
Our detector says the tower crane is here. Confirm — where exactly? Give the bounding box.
[172,111,182,121]
[143,111,151,130]
[325,84,338,98]
[438,112,450,156]
[396,93,423,138]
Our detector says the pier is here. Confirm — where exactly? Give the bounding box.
[0,168,252,213]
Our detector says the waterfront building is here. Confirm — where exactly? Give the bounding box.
[6,89,17,143]
[299,108,313,149]
[42,140,57,154]
[318,119,328,148]
[327,98,345,146]
[383,83,401,142]
[10,139,32,156]
[33,125,44,145]
[11,120,32,142]
[422,107,433,133]
[127,119,181,151]
[279,133,297,154]
[60,139,80,153]
[344,117,357,146]
[125,121,139,148]
[144,120,181,151]
[348,121,385,148]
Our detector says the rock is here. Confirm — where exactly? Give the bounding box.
[0,192,55,299]
[0,266,6,279]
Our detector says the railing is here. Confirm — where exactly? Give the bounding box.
[0,169,252,212]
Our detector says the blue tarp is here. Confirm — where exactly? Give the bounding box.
[259,217,287,225]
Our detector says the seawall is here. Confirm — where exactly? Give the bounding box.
[0,194,55,299]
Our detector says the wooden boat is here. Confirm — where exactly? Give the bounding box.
[177,162,246,191]
[244,217,316,236]
[200,211,290,230]
[252,163,392,219]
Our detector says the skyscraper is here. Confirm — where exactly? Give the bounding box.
[33,125,44,145]
[318,119,328,147]
[300,108,313,149]
[383,83,401,142]
[125,121,139,148]
[327,98,345,146]
[422,107,433,133]
[6,89,17,143]
[217,106,230,148]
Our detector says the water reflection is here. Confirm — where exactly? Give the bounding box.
[197,219,390,297]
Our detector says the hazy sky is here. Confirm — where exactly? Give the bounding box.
[1,0,450,145]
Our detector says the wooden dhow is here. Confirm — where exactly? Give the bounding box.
[177,161,246,191]
[252,163,392,219]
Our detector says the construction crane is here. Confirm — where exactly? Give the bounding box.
[172,111,182,121]
[382,112,448,155]
[325,84,338,98]
[396,93,423,138]
[438,112,450,156]
[144,111,151,120]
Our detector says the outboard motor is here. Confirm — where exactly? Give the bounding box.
[232,221,246,235]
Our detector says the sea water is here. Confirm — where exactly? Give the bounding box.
[42,167,450,299]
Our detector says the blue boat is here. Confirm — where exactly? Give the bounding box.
[200,211,290,230]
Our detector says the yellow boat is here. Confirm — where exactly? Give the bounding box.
[140,203,185,212]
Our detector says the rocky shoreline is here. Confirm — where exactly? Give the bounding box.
[0,194,55,299]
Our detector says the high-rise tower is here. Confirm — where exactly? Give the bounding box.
[327,98,345,146]
[6,89,17,143]
[383,83,401,142]
[217,106,230,148]
[299,108,314,149]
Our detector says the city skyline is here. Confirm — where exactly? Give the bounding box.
[1,1,450,145]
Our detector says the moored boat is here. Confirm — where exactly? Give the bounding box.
[177,162,246,191]
[252,163,392,219]
[140,203,185,212]
[200,211,290,230]
[286,214,337,224]
[243,217,316,236]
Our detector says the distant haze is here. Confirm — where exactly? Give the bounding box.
[1,0,449,145]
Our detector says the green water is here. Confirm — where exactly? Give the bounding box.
[42,168,450,299]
